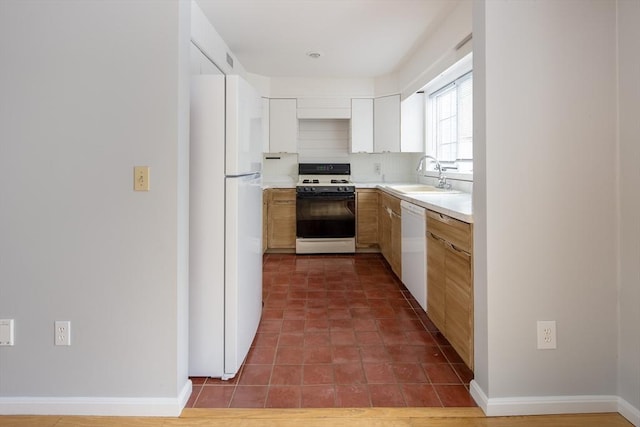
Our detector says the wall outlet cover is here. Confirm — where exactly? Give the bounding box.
[0,319,14,346]
[55,320,71,346]
[537,320,556,350]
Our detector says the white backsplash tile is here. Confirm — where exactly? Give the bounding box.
[262,151,473,192]
[349,152,423,183]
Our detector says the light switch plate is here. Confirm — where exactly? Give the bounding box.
[0,319,14,346]
[134,166,150,191]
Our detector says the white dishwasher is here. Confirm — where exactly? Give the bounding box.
[400,200,427,311]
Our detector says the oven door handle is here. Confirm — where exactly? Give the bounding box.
[296,194,355,201]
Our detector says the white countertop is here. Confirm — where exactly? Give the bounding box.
[262,177,297,188]
[378,186,473,223]
[262,180,473,223]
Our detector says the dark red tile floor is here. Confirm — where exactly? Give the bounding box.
[187,253,475,408]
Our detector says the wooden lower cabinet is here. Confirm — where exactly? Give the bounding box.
[390,209,401,277]
[378,200,391,257]
[427,210,473,370]
[262,190,268,253]
[444,245,473,368]
[426,231,446,332]
[356,189,379,249]
[379,192,401,278]
[265,188,296,250]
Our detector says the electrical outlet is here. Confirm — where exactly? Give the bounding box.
[0,319,14,346]
[537,320,556,349]
[55,321,71,346]
[374,163,381,175]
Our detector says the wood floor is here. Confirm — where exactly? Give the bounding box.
[0,408,632,427]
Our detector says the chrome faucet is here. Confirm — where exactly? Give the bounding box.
[416,155,450,189]
[416,155,440,174]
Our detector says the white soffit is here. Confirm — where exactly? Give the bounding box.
[195,0,459,78]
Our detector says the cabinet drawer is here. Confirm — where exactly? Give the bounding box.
[381,192,401,214]
[426,210,472,253]
[270,189,295,202]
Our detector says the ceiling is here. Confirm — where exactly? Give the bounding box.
[195,0,459,78]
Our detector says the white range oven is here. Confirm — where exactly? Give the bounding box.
[295,163,356,254]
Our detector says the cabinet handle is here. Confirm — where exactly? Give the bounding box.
[427,231,445,244]
[448,242,471,256]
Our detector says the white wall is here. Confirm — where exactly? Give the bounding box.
[392,0,472,99]
[473,0,620,415]
[191,0,245,77]
[269,77,375,98]
[0,0,190,415]
[617,0,640,423]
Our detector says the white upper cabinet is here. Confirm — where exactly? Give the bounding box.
[297,98,351,119]
[268,98,298,153]
[350,98,374,153]
[400,92,425,153]
[262,97,270,153]
[374,94,401,153]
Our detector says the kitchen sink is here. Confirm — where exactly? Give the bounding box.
[386,184,459,194]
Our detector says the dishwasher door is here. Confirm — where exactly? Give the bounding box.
[400,201,427,311]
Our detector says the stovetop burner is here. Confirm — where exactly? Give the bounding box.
[331,179,349,184]
[302,179,320,184]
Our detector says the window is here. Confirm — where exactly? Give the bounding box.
[427,71,473,173]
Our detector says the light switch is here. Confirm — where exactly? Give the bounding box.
[0,319,14,346]
[134,166,150,191]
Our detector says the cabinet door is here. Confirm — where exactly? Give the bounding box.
[400,92,424,153]
[262,98,270,153]
[378,199,391,262]
[356,189,379,248]
[351,99,374,153]
[269,99,297,153]
[444,244,473,369]
[267,189,296,249]
[374,94,401,153]
[390,209,402,279]
[262,190,268,253]
[426,232,446,332]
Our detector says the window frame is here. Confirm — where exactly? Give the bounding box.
[421,53,473,180]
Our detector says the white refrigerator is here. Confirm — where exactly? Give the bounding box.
[189,75,263,379]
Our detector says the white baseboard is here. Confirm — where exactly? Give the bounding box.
[618,397,640,426]
[0,380,192,417]
[470,380,638,425]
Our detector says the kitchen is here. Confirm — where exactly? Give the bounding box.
[188,0,476,409]
[0,0,637,424]
[187,0,639,419]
